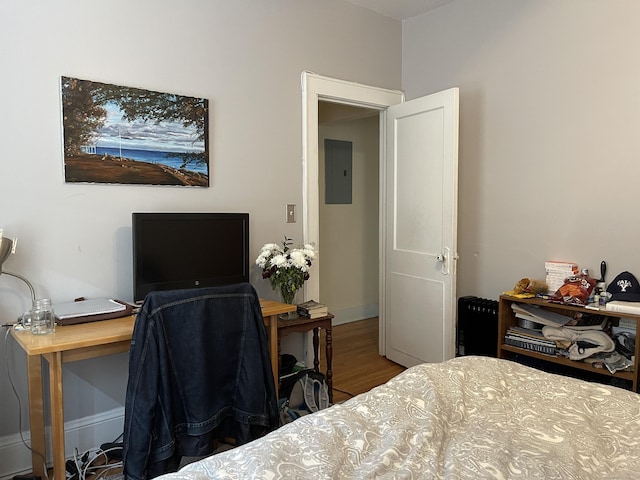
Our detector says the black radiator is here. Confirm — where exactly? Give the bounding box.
[457,296,499,357]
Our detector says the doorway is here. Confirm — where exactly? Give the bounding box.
[318,103,380,327]
[302,72,460,367]
[301,72,404,355]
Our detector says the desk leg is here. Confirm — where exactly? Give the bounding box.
[325,326,333,404]
[267,315,279,399]
[26,355,46,479]
[44,352,66,480]
[277,335,283,395]
[312,328,320,372]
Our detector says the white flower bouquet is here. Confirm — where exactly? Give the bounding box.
[256,236,316,304]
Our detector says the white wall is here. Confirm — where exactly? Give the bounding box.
[0,0,401,473]
[319,114,380,325]
[403,0,640,301]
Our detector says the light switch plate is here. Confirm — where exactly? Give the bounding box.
[286,204,296,223]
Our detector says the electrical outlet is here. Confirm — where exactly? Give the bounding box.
[286,204,296,223]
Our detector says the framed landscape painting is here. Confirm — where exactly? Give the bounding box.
[60,76,209,186]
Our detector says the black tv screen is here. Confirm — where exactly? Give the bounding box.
[132,212,250,303]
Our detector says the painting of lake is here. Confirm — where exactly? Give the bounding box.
[61,76,209,186]
[94,147,208,174]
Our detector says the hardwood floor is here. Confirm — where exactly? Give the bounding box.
[319,317,406,403]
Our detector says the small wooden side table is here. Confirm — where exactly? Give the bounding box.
[277,313,334,403]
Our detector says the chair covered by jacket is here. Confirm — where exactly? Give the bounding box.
[122,283,278,480]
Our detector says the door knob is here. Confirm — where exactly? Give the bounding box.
[438,247,450,275]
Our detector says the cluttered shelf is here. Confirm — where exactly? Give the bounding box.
[498,294,640,392]
[499,344,636,382]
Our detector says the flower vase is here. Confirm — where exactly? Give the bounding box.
[279,286,299,320]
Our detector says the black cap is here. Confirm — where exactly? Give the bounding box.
[607,271,640,302]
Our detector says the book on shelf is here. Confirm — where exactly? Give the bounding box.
[297,300,328,318]
[298,310,329,319]
[605,300,640,315]
[504,335,557,356]
[505,322,557,356]
[545,260,579,271]
[506,329,555,346]
[507,325,546,341]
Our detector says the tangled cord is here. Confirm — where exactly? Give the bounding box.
[66,442,123,480]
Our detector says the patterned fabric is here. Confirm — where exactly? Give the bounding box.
[157,356,640,479]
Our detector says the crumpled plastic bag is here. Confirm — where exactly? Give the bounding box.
[550,274,596,305]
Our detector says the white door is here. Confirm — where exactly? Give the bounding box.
[383,88,459,367]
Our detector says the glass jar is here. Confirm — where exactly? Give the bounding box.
[29,298,56,335]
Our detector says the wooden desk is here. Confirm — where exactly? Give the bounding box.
[9,299,296,480]
[276,313,334,404]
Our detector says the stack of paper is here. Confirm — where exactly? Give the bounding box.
[612,317,638,337]
[545,261,579,294]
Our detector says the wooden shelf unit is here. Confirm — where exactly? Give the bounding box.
[498,294,640,392]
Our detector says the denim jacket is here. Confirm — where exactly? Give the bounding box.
[123,283,278,480]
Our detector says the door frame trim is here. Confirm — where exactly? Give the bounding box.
[301,71,404,354]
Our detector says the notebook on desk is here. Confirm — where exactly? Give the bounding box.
[54,298,134,325]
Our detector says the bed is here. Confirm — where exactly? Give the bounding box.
[157,356,640,479]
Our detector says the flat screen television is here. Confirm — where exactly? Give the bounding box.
[132,212,250,303]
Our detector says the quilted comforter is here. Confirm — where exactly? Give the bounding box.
[157,356,640,479]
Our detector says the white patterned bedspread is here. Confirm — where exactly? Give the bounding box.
[158,356,640,479]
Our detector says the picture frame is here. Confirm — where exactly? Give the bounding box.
[60,76,209,186]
